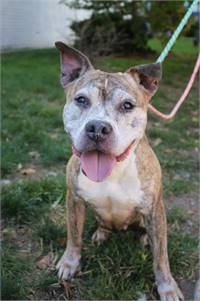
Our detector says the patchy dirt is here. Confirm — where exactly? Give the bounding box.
[165,191,199,300]
[166,191,199,235]
[1,163,66,184]
[2,223,41,257]
[178,278,196,301]
[36,252,55,270]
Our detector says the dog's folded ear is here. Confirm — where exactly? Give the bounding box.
[55,42,93,88]
[127,63,162,99]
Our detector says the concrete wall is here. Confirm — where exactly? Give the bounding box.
[1,0,90,51]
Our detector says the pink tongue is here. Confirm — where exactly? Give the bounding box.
[81,151,116,182]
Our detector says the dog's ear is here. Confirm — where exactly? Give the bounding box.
[127,63,162,99]
[55,42,93,88]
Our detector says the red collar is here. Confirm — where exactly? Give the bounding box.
[72,142,134,162]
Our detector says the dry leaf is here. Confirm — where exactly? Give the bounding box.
[29,151,40,159]
[47,171,57,177]
[153,138,162,147]
[62,281,73,299]
[36,252,54,270]
[57,237,67,247]
[49,133,58,139]
[0,179,11,186]
[20,167,36,175]
[2,227,17,240]
[17,163,23,170]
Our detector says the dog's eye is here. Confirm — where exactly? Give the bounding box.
[121,100,135,112]
[75,95,89,107]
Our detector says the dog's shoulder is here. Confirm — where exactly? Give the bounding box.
[136,136,162,199]
[66,155,81,188]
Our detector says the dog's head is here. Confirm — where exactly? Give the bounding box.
[56,42,162,182]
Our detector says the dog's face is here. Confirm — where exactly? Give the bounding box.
[56,42,161,181]
[63,70,148,157]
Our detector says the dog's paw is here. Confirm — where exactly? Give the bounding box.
[91,227,110,245]
[56,253,80,281]
[158,278,184,301]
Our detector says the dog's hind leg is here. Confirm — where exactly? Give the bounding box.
[91,227,111,245]
[138,216,149,248]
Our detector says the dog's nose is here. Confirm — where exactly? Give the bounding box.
[85,120,113,142]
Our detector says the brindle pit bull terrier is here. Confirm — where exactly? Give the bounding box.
[55,42,184,301]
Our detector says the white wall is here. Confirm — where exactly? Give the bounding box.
[1,0,90,51]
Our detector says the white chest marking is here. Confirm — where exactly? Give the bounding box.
[77,153,145,227]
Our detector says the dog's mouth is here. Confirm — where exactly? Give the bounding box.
[81,151,116,182]
[73,142,135,182]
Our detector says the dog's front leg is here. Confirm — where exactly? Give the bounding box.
[57,189,85,281]
[145,198,184,301]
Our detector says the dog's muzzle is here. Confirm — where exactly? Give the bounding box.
[72,141,135,183]
[72,121,137,182]
[85,120,113,142]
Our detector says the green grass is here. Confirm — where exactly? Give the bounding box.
[2,245,32,300]
[1,49,71,175]
[167,206,188,224]
[2,37,199,299]
[2,176,65,222]
[36,217,67,249]
[2,178,198,299]
[148,36,198,57]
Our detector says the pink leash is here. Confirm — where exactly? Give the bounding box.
[148,53,200,121]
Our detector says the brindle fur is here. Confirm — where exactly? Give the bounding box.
[55,42,184,301]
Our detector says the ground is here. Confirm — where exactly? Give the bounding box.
[1,37,199,300]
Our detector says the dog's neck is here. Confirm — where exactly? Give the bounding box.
[107,136,148,179]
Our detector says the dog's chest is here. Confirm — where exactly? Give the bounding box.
[77,154,145,229]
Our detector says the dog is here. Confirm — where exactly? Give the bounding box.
[55,42,184,301]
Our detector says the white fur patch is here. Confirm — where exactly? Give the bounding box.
[157,278,184,301]
[63,84,147,156]
[56,252,80,280]
[77,152,146,228]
